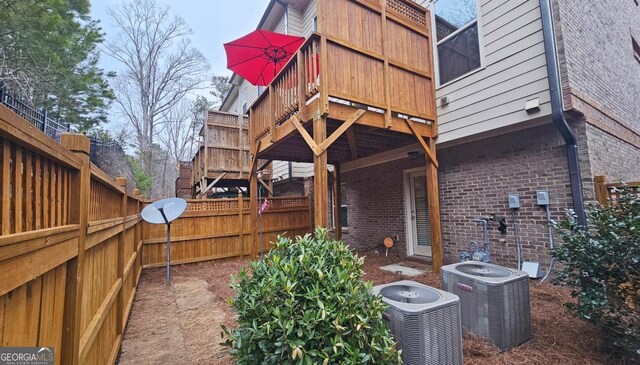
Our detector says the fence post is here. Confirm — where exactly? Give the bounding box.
[238,192,244,259]
[0,80,5,104]
[115,177,127,344]
[60,133,91,365]
[41,108,48,133]
[594,175,608,206]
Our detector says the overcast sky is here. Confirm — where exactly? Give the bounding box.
[89,0,270,128]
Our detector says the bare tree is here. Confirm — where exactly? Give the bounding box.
[156,99,198,167]
[105,0,209,174]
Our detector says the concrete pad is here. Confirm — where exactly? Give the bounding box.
[380,264,425,277]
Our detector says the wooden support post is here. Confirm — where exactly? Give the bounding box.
[317,0,329,115]
[380,0,393,128]
[269,84,277,143]
[115,177,127,338]
[594,175,608,205]
[425,137,443,273]
[313,116,329,228]
[297,50,307,119]
[60,133,90,365]
[333,164,342,240]
[238,192,244,259]
[238,113,244,179]
[249,149,259,260]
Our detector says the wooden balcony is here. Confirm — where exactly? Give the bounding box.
[249,0,438,163]
[191,110,271,198]
[247,0,444,271]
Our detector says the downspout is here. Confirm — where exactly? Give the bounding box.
[539,0,587,226]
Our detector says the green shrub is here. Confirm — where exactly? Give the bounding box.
[554,186,640,359]
[222,228,401,364]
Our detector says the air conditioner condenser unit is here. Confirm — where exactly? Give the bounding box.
[372,280,463,365]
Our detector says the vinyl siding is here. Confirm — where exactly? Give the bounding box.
[435,0,552,144]
[289,6,305,36]
[272,161,315,179]
[302,0,317,36]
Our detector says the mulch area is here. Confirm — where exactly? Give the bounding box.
[119,253,618,365]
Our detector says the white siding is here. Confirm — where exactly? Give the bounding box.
[288,6,305,36]
[274,11,287,33]
[271,161,315,179]
[272,161,290,180]
[302,0,317,37]
[435,0,552,144]
[225,79,260,114]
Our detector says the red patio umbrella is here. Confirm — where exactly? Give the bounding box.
[224,29,305,86]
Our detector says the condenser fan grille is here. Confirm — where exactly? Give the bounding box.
[380,284,440,304]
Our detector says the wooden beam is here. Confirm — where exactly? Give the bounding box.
[201,172,228,197]
[313,116,329,228]
[426,137,443,273]
[317,110,365,153]
[258,159,273,173]
[250,140,262,174]
[291,114,320,155]
[346,127,358,160]
[259,178,273,196]
[404,119,439,168]
[333,164,342,240]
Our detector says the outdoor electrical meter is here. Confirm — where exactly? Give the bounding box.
[536,191,550,206]
[508,194,520,209]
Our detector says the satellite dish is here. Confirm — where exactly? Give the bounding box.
[141,197,187,224]
[141,197,187,285]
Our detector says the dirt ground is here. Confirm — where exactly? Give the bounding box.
[118,254,618,365]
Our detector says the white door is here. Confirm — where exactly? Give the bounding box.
[408,172,432,257]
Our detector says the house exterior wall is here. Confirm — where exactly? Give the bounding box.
[434,0,552,144]
[586,123,640,183]
[552,0,640,183]
[302,0,317,36]
[342,120,591,268]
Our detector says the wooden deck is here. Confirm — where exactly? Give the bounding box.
[248,0,443,271]
[191,110,271,198]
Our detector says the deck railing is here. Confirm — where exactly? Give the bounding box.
[249,0,435,146]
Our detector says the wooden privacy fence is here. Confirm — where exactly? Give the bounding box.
[141,195,312,267]
[0,105,143,365]
[594,175,640,206]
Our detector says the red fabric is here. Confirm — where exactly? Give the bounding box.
[224,29,305,86]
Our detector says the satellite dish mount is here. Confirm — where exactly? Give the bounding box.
[141,198,187,285]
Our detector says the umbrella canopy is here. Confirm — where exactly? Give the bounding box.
[224,29,305,86]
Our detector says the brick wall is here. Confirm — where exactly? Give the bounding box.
[554,0,640,126]
[342,120,592,269]
[341,158,424,254]
[586,123,640,182]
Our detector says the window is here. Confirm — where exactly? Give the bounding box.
[330,182,348,229]
[433,0,482,85]
[339,183,348,228]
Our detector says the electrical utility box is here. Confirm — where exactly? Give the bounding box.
[536,191,550,206]
[508,194,520,209]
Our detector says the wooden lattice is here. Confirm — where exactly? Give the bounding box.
[208,111,249,127]
[386,0,427,27]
